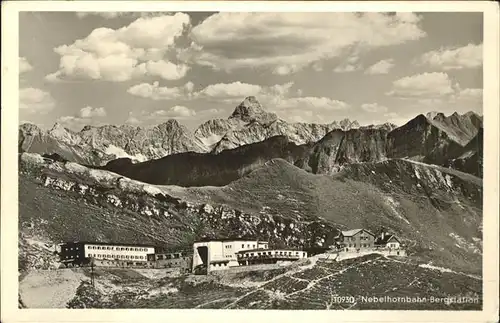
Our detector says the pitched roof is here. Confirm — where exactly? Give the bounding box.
[341,229,363,236]
[194,235,263,243]
[341,229,375,237]
[374,234,400,245]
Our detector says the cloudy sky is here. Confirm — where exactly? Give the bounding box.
[19,12,483,131]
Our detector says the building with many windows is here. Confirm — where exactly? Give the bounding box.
[336,229,376,251]
[236,248,308,265]
[146,251,192,271]
[59,241,156,267]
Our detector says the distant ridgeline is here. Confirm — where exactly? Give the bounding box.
[19,97,483,184]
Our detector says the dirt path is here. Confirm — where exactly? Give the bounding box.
[19,269,87,308]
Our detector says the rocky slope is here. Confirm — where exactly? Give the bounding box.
[18,153,338,263]
[297,128,390,174]
[386,114,465,166]
[163,158,482,275]
[19,120,208,166]
[426,111,482,146]
[19,123,112,166]
[445,128,483,177]
[92,110,483,187]
[203,96,360,153]
[18,153,482,308]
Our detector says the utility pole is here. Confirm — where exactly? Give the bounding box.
[90,257,95,287]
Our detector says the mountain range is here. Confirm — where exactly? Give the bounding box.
[19,96,362,166]
[19,96,483,182]
[96,112,483,186]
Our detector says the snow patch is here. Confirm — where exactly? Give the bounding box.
[105,145,147,162]
[197,134,224,148]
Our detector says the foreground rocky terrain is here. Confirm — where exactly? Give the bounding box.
[19,254,481,310]
[17,97,483,309]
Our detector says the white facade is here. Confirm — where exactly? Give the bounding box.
[386,240,401,249]
[84,243,155,262]
[192,239,268,272]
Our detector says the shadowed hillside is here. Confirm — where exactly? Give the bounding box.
[98,136,312,186]
[162,158,482,275]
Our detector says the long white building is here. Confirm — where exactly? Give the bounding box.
[59,241,156,267]
[192,238,268,272]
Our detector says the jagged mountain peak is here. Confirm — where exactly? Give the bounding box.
[19,122,41,132]
[48,122,74,137]
[229,96,278,124]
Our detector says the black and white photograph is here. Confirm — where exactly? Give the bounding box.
[2,1,499,321]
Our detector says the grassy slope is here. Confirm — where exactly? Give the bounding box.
[161,158,482,274]
[19,175,199,252]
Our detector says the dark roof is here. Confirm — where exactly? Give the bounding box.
[341,229,375,237]
[237,248,305,254]
[61,241,157,248]
[374,234,400,245]
[210,259,230,263]
[155,250,192,256]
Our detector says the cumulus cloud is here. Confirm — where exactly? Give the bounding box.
[126,105,196,124]
[182,12,425,74]
[127,81,189,100]
[417,43,483,70]
[79,106,107,118]
[195,81,263,102]
[364,59,395,74]
[273,97,349,111]
[386,72,456,98]
[19,57,33,74]
[46,13,191,82]
[19,88,55,113]
[361,103,389,113]
[58,106,108,130]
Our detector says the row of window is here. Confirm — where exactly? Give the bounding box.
[225,243,268,249]
[345,236,371,241]
[346,244,372,248]
[238,251,305,257]
[156,253,181,260]
[87,246,150,252]
[89,254,145,260]
[64,255,79,259]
